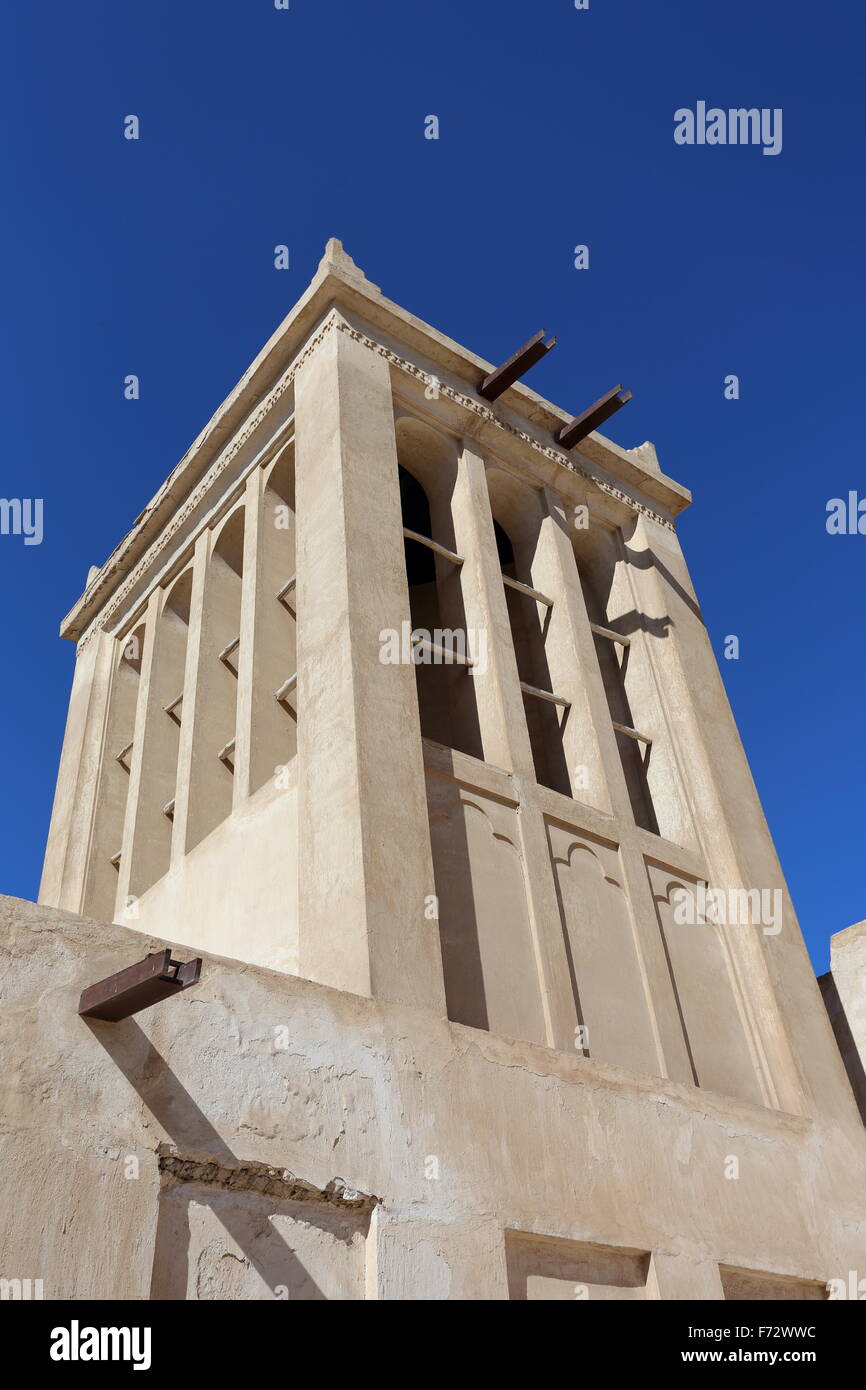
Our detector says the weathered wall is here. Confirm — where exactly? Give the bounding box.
[2,895,865,1301]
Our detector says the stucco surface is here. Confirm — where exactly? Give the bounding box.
[2,895,864,1300]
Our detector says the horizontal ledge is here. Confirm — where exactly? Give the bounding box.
[219,635,240,668]
[402,528,463,566]
[611,721,652,746]
[502,573,554,607]
[520,680,571,709]
[275,673,298,703]
[114,741,133,769]
[218,739,236,766]
[590,622,630,647]
[163,693,183,720]
[413,637,475,667]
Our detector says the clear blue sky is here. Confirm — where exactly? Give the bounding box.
[1,1,862,971]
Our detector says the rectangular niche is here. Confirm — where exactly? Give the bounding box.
[719,1265,828,1301]
[426,769,546,1046]
[505,1231,653,1301]
[547,818,659,1075]
[646,859,765,1106]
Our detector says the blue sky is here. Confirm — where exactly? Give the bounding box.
[0,0,862,970]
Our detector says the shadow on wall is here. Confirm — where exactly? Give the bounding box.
[85,1020,372,1300]
[818,973,866,1126]
[621,541,704,628]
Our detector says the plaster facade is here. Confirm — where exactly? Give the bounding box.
[1,897,863,1301]
[5,240,863,1299]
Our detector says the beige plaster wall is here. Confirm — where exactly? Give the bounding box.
[2,895,864,1302]
[122,773,298,974]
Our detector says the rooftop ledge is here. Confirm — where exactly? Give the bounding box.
[61,238,692,643]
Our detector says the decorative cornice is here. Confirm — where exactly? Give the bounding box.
[78,311,674,651]
[336,321,677,533]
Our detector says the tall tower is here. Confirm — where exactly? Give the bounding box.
[31,240,865,1300]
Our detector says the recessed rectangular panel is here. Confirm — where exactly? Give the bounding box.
[426,770,546,1046]
[506,1231,652,1301]
[720,1265,828,1301]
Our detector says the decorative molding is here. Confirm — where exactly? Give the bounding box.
[78,310,673,651]
[336,320,677,533]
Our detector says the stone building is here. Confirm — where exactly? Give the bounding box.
[1,241,864,1300]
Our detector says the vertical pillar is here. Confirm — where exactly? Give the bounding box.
[170,533,209,860]
[293,319,446,1011]
[234,456,297,804]
[117,588,171,909]
[232,470,262,806]
[532,490,614,816]
[39,628,114,912]
[448,442,578,1050]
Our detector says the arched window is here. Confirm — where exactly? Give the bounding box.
[185,509,245,851]
[127,568,194,899]
[253,446,297,795]
[486,469,572,795]
[493,515,571,795]
[396,419,483,760]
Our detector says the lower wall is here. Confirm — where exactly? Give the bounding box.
[1,894,865,1301]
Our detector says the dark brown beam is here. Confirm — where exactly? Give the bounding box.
[78,949,202,1022]
[479,330,556,402]
[557,385,633,450]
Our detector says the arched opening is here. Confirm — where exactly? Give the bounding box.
[486,469,571,796]
[494,514,571,796]
[186,508,245,851]
[252,446,297,795]
[127,569,194,899]
[395,418,483,760]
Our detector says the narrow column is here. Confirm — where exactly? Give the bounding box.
[294,319,446,1011]
[169,534,209,862]
[448,443,579,1050]
[232,469,263,805]
[234,451,297,805]
[116,588,171,910]
[532,490,614,815]
[39,629,114,912]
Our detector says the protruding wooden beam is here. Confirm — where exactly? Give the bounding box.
[479,330,556,401]
[78,949,202,1021]
[557,385,633,449]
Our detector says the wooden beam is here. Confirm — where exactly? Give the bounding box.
[479,330,556,401]
[557,385,633,450]
[78,949,202,1021]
